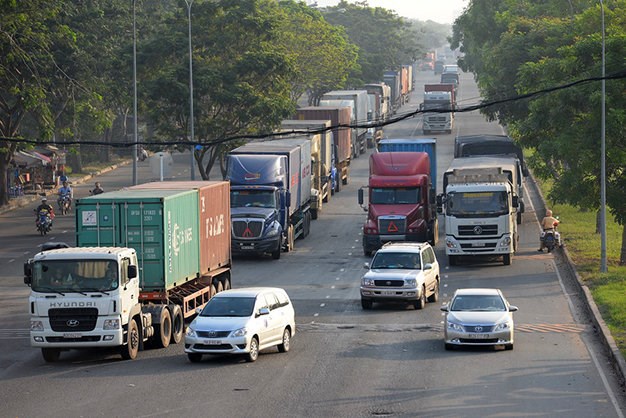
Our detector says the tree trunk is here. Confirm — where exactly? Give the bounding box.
[619,224,626,266]
[0,157,9,207]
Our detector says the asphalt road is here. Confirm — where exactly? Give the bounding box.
[0,71,624,417]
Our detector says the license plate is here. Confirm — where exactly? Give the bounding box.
[468,333,490,339]
[381,290,397,296]
[471,242,485,247]
[203,340,222,345]
[240,245,254,250]
[63,333,82,339]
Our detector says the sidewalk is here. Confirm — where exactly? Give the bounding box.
[0,160,132,216]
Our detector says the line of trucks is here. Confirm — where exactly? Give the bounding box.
[358,134,527,267]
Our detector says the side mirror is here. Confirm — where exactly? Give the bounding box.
[436,194,443,205]
[363,262,370,269]
[440,305,449,312]
[128,265,138,279]
[285,191,291,208]
[358,188,364,205]
[508,305,519,312]
[257,307,270,317]
[24,261,33,285]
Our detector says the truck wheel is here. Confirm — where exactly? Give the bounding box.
[155,308,172,349]
[41,348,61,363]
[271,246,281,260]
[223,277,231,290]
[311,208,318,220]
[449,255,458,266]
[503,254,511,266]
[363,248,371,257]
[246,337,259,362]
[209,284,217,299]
[302,212,311,238]
[120,318,139,360]
[429,219,439,246]
[517,212,522,225]
[169,304,184,345]
[342,175,348,186]
[187,353,203,363]
[285,226,295,252]
[277,328,291,353]
[335,178,341,193]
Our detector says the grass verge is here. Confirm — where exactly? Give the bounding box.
[537,179,626,357]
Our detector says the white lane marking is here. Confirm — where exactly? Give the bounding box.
[320,303,325,307]
[554,260,624,418]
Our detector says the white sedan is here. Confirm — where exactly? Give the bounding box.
[185,287,295,362]
[441,288,518,351]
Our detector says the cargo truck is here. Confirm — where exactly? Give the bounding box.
[421,85,455,134]
[383,70,402,114]
[296,106,352,192]
[443,156,525,224]
[454,134,529,177]
[358,152,438,256]
[437,168,518,266]
[24,183,232,362]
[320,90,369,157]
[280,119,335,210]
[363,83,391,121]
[226,140,312,260]
[376,138,437,197]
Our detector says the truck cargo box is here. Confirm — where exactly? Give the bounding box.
[125,181,231,276]
[296,106,352,164]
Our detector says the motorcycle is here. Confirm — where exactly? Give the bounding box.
[36,209,52,235]
[58,194,71,215]
[541,217,561,253]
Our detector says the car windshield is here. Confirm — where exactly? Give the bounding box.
[450,295,506,311]
[200,296,256,317]
[371,252,421,269]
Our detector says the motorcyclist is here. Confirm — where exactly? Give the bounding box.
[538,209,560,252]
[35,197,55,226]
[90,182,104,195]
[58,181,73,210]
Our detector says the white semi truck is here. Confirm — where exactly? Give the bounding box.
[437,168,519,266]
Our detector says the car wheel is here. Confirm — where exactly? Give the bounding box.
[427,280,439,303]
[246,337,259,362]
[277,328,291,353]
[41,348,61,363]
[120,318,139,360]
[504,343,514,351]
[361,299,373,310]
[414,286,426,310]
[444,343,454,351]
[187,353,203,363]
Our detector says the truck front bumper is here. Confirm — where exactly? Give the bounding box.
[363,233,426,254]
[30,317,124,348]
[232,237,281,255]
[444,235,513,256]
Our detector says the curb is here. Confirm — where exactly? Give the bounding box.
[527,174,626,386]
[0,160,131,216]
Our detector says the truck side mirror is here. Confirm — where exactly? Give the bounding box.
[512,196,519,208]
[285,191,291,208]
[436,194,444,214]
[358,188,364,205]
[23,261,32,285]
[128,265,138,279]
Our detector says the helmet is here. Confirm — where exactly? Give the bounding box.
[41,197,47,202]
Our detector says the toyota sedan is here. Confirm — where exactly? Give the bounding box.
[441,288,517,350]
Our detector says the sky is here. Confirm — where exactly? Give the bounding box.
[311,0,469,25]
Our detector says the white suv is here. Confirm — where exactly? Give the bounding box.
[360,242,440,310]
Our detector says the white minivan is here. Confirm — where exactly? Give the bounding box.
[185,287,296,362]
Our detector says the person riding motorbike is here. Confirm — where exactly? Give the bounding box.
[90,182,104,195]
[58,181,73,210]
[35,197,55,226]
[538,209,560,252]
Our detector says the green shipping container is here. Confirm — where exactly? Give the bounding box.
[75,189,200,293]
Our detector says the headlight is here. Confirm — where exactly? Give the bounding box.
[361,277,375,287]
[405,279,417,288]
[493,321,511,331]
[500,236,511,246]
[103,319,120,330]
[30,320,44,331]
[445,238,458,249]
[447,321,464,332]
[266,227,280,237]
[231,327,247,338]
[185,326,197,338]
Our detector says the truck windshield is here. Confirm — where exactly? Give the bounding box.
[423,101,451,110]
[371,187,420,204]
[32,260,119,293]
[231,190,276,209]
[446,191,509,217]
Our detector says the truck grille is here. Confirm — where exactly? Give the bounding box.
[46,336,101,343]
[232,219,263,239]
[458,224,498,236]
[48,308,98,332]
[378,217,406,234]
[374,280,405,287]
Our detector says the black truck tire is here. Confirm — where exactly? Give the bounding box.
[120,318,139,360]
[42,348,61,362]
[169,304,184,345]
[155,308,172,349]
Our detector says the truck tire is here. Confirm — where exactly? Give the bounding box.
[311,208,318,220]
[429,219,439,246]
[335,177,341,193]
[216,279,224,294]
[285,226,295,252]
[41,348,61,363]
[169,304,184,345]
[300,212,311,239]
[155,308,172,349]
[223,277,231,290]
[449,255,458,266]
[503,254,511,266]
[517,212,522,225]
[120,318,139,360]
[271,246,281,260]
